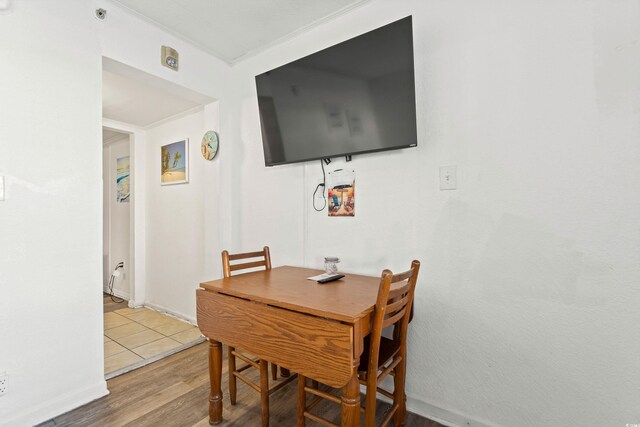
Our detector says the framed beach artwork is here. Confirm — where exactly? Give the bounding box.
[116,156,130,203]
[161,139,189,185]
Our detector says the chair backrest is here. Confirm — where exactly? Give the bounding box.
[367,260,420,375]
[221,246,272,278]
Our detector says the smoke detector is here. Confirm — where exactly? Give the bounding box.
[95,8,107,20]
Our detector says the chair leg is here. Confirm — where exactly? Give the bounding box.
[228,346,237,405]
[364,373,377,427]
[297,375,307,426]
[272,362,278,381]
[393,356,407,426]
[260,359,270,427]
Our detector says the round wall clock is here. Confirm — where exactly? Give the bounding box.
[201,130,219,160]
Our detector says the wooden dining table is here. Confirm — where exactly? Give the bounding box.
[196,265,380,426]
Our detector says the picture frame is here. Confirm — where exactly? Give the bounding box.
[160,139,189,185]
[116,156,130,202]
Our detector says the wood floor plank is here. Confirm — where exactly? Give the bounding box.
[103,294,128,313]
[42,343,443,427]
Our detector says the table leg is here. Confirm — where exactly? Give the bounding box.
[341,361,361,427]
[208,339,223,425]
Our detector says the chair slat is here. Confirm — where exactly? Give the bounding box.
[385,295,409,315]
[382,307,406,329]
[304,411,339,427]
[229,260,267,271]
[391,269,414,283]
[232,371,261,392]
[305,385,342,404]
[228,250,267,261]
[388,282,410,299]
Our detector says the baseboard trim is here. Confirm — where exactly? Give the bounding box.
[143,301,196,325]
[103,286,129,301]
[406,395,495,427]
[2,381,108,427]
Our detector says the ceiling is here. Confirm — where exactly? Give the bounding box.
[102,58,216,128]
[110,0,370,63]
[102,1,370,132]
[102,128,127,143]
[103,69,200,127]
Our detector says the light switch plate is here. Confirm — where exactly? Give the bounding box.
[439,166,457,190]
[0,175,4,201]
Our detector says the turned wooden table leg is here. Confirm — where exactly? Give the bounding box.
[341,361,361,427]
[208,339,223,425]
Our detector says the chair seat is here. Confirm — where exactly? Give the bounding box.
[358,336,400,374]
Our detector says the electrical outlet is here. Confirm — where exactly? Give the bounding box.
[0,371,7,396]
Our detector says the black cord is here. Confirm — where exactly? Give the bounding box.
[313,159,327,211]
[108,262,125,304]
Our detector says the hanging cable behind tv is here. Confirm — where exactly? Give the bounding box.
[107,262,125,303]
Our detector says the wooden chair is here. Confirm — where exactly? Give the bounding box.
[297,260,421,427]
[222,246,296,427]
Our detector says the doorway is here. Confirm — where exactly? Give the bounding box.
[102,129,131,303]
[100,57,216,378]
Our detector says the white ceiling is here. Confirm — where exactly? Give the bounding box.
[102,1,369,130]
[102,58,216,127]
[110,0,370,63]
[103,69,200,127]
[102,128,127,143]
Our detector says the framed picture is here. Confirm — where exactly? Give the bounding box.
[161,139,189,185]
[116,156,130,203]
[328,169,355,217]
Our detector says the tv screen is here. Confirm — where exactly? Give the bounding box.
[255,16,417,167]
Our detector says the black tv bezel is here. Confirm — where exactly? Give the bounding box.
[256,16,417,167]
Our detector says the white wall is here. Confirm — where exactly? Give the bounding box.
[144,105,221,322]
[0,2,106,425]
[103,136,131,298]
[0,1,230,425]
[95,0,232,318]
[226,0,640,426]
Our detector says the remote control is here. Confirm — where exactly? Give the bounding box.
[317,274,345,284]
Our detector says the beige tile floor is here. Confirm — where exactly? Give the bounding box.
[104,308,204,376]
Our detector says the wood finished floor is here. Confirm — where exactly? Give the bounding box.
[103,294,128,313]
[41,342,443,427]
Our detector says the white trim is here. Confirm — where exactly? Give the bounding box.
[142,104,204,130]
[101,117,146,307]
[143,301,197,325]
[104,285,130,301]
[2,381,108,427]
[102,118,142,134]
[406,395,495,427]
[365,377,495,427]
[103,133,129,146]
[230,0,372,64]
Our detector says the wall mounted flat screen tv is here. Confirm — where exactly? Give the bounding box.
[255,16,417,167]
